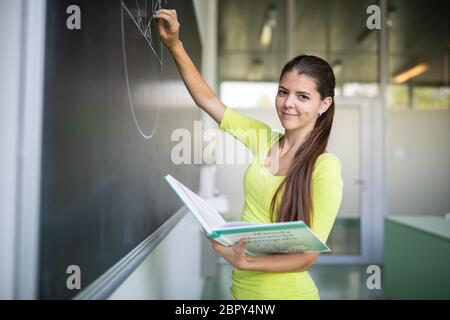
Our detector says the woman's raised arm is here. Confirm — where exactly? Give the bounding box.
[156,9,226,124]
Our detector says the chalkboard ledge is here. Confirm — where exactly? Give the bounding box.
[73,207,189,300]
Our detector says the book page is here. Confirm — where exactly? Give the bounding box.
[219,221,257,228]
[165,175,226,233]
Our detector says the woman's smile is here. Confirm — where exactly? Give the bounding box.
[281,111,299,119]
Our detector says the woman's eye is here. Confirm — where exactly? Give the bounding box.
[298,95,309,101]
[278,91,287,96]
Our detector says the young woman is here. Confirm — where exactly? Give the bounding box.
[156,9,343,300]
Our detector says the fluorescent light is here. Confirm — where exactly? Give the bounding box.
[393,62,429,84]
[259,25,273,48]
[259,4,277,48]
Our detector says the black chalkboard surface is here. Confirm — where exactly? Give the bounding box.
[39,0,201,299]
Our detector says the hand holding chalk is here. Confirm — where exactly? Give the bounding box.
[155,9,181,51]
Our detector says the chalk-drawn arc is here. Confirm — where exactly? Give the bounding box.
[121,1,163,140]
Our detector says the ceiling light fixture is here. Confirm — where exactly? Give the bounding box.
[259,4,277,48]
[393,62,429,84]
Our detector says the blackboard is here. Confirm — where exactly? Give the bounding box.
[39,0,201,299]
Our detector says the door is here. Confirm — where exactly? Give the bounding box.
[318,98,373,264]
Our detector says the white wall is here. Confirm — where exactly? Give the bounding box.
[109,214,204,299]
[0,0,23,300]
[387,109,450,216]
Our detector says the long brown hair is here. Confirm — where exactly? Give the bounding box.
[270,55,336,227]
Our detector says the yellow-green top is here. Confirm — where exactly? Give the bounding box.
[219,107,344,300]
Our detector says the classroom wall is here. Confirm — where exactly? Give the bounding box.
[387,109,450,216]
[0,0,23,300]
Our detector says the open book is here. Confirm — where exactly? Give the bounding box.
[164,174,330,255]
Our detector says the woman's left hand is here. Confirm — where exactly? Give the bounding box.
[207,238,250,270]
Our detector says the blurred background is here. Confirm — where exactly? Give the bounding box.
[1,0,449,300]
[204,0,450,300]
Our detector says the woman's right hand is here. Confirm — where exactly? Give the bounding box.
[156,9,181,51]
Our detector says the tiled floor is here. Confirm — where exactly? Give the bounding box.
[202,262,385,300]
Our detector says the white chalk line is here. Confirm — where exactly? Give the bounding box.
[121,0,164,139]
[121,1,162,64]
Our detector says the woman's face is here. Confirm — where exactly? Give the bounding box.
[275,71,331,131]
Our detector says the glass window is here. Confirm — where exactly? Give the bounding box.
[343,82,379,97]
[413,87,450,110]
[387,85,409,109]
[220,81,278,108]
